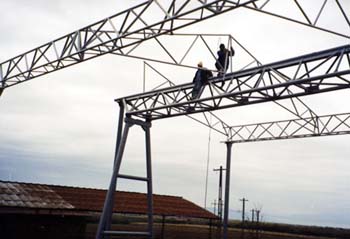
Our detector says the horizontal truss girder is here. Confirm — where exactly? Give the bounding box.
[1,0,349,90]
[116,44,350,121]
[0,0,256,89]
[246,0,350,39]
[227,112,350,143]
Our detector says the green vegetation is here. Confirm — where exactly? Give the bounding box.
[86,214,350,238]
[232,220,350,238]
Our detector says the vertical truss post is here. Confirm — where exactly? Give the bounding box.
[96,116,132,239]
[223,142,233,239]
[143,120,154,238]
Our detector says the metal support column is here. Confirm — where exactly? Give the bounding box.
[114,102,125,165]
[96,118,132,239]
[223,142,233,239]
[96,115,153,239]
[143,120,154,238]
[104,102,125,231]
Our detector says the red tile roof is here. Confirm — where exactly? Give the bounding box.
[0,181,216,219]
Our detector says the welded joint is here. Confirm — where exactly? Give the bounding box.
[224,141,234,146]
[154,0,172,18]
[220,139,235,144]
[124,116,152,128]
[314,115,320,134]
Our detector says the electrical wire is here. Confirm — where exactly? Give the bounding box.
[204,114,212,209]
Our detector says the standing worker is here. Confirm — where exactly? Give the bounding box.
[192,61,213,99]
[215,43,235,81]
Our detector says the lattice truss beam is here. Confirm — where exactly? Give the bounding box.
[117,44,350,137]
[0,0,256,88]
[227,113,350,142]
[140,33,321,136]
[247,0,350,38]
[1,0,349,90]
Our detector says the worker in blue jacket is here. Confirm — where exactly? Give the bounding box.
[192,61,213,99]
[215,43,235,77]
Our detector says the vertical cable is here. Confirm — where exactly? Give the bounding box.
[204,114,212,209]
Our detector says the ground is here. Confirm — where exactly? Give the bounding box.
[85,223,334,239]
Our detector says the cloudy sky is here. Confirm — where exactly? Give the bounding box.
[1,0,350,228]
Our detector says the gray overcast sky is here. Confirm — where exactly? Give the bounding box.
[1,0,350,228]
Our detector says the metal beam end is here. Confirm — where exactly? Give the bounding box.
[223,141,233,145]
[125,117,152,128]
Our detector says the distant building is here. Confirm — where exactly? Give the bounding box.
[0,181,217,239]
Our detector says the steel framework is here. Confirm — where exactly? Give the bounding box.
[1,0,349,90]
[1,1,349,239]
[116,44,350,123]
[0,0,256,89]
[246,0,350,39]
[96,116,154,239]
[138,33,320,137]
[227,112,350,143]
[96,45,350,239]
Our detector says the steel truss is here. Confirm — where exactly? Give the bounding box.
[96,112,154,239]
[139,33,318,136]
[1,1,348,239]
[103,44,350,239]
[227,112,350,143]
[117,44,350,125]
[1,0,349,90]
[246,0,350,39]
[0,0,256,89]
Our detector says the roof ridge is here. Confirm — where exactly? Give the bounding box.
[0,180,182,199]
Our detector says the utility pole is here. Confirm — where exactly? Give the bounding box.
[256,210,260,224]
[239,198,248,223]
[251,209,255,222]
[255,209,261,239]
[213,166,226,220]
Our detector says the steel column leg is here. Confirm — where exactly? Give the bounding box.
[114,102,125,164]
[104,103,125,231]
[144,122,154,238]
[223,142,233,239]
[96,120,132,239]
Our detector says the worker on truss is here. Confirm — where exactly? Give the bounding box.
[215,43,235,80]
[192,61,213,99]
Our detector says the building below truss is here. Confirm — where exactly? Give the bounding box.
[0,180,217,239]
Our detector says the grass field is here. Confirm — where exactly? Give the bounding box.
[85,222,340,239]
